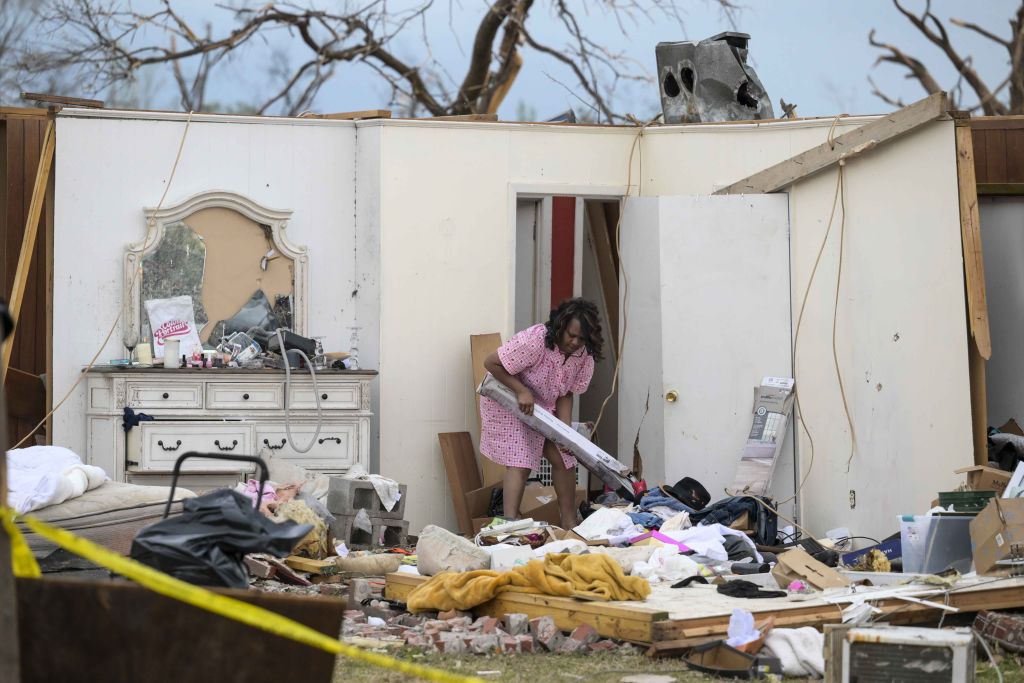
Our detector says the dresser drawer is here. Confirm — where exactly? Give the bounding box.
[131,422,255,472]
[287,381,360,410]
[126,382,202,409]
[207,382,283,410]
[256,422,358,470]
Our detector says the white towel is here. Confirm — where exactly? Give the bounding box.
[763,627,825,678]
[342,464,402,512]
[6,446,109,513]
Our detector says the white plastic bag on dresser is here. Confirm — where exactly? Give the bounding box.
[145,295,203,359]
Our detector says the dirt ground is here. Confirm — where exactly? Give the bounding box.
[331,646,1023,682]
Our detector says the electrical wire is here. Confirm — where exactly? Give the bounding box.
[591,115,658,433]
[13,111,196,449]
[276,328,323,453]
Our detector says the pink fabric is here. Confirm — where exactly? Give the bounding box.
[479,324,595,470]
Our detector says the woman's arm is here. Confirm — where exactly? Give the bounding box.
[484,351,536,415]
[554,393,573,426]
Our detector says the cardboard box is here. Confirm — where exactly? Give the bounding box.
[955,466,1012,495]
[771,547,851,590]
[472,484,587,535]
[730,377,795,496]
[970,497,1024,575]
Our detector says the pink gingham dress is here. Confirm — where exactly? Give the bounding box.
[480,324,595,470]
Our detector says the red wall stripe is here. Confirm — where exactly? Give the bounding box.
[550,196,575,311]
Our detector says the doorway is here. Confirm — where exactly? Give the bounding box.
[513,195,621,489]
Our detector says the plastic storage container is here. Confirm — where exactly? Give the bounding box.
[899,514,974,574]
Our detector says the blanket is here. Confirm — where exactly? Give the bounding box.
[6,446,108,514]
[763,627,825,678]
[406,552,651,612]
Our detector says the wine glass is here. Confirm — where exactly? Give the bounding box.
[122,325,140,364]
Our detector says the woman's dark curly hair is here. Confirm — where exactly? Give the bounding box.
[544,298,604,361]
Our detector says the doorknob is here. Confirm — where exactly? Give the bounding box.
[665,390,679,403]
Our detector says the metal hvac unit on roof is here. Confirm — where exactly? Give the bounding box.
[827,625,976,682]
[655,31,774,124]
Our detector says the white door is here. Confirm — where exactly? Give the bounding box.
[622,194,794,508]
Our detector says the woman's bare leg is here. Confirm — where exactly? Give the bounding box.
[503,466,531,519]
[544,440,578,529]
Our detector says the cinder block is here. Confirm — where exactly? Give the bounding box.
[327,477,407,519]
[331,513,409,549]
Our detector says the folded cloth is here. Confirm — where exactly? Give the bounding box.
[627,511,663,529]
[640,487,695,515]
[7,446,109,514]
[763,627,825,678]
[406,553,651,612]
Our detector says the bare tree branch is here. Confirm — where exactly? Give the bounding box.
[869,1,1021,115]
[11,0,739,120]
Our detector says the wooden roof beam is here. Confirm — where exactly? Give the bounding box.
[714,92,949,195]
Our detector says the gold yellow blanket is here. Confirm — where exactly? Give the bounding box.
[406,552,651,612]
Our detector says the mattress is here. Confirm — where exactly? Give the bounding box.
[17,481,198,557]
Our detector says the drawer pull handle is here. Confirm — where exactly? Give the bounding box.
[157,439,182,452]
[162,392,170,399]
[242,393,250,400]
[318,437,342,445]
[214,439,239,452]
[321,393,329,400]
[263,438,287,450]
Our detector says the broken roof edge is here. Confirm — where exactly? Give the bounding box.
[58,105,886,136]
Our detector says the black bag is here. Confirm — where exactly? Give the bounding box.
[130,488,312,588]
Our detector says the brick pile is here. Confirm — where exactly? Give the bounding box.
[342,610,628,655]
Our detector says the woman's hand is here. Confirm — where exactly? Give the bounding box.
[517,389,535,416]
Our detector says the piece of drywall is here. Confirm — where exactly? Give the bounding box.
[184,206,293,340]
[980,196,1024,427]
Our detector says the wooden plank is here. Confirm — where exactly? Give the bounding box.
[311,109,391,120]
[429,114,499,122]
[21,91,103,108]
[17,120,40,375]
[44,139,54,443]
[715,92,949,195]
[652,581,1024,642]
[1006,130,1024,183]
[585,201,619,349]
[385,573,666,643]
[971,116,1024,130]
[17,577,343,683]
[955,123,992,360]
[0,370,18,683]
[977,183,1024,195]
[985,128,1008,183]
[438,432,484,536]
[470,333,504,486]
[970,337,988,465]
[0,107,49,120]
[1,120,54,385]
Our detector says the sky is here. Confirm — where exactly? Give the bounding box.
[27,0,1023,119]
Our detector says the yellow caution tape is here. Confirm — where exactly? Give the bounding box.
[1,507,40,578]
[3,508,483,683]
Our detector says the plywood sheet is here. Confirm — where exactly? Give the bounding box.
[184,207,293,340]
[387,573,1024,645]
[471,333,504,486]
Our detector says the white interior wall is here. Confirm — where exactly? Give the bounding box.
[373,117,971,537]
[980,196,1024,426]
[52,112,379,465]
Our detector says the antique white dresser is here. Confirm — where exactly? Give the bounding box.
[85,366,376,490]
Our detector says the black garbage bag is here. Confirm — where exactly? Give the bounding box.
[130,488,312,588]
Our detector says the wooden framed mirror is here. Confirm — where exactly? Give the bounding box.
[124,190,308,344]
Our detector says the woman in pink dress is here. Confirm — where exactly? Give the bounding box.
[481,298,603,529]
